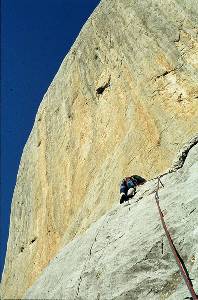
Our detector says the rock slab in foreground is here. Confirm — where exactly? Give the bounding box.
[24,143,198,299]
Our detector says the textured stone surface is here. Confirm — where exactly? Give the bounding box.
[170,134,198,171]
[1,0,198,299]
[23,142,198,300]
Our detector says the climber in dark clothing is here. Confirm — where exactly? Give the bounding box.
[120,175,146,204]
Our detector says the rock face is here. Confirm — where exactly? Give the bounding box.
[1,0,198,299]
[24,141,198,300]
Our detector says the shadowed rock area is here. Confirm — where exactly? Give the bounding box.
[23,140,198,299]
[1,0,198,298]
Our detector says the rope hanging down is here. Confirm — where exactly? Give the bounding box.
[155,177,198,300]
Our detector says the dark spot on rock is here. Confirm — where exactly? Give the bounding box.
[30,237,37,244]
[20,246,24,253]
[94,54,98,60]
[189,208,196,215]
[96,77,111,95]
[66,144,70,151]
[156,70,170,79]
[37,141,41,147]
[68,113,73,119]
[156,139,161,146]
[96,86,106,94]
[177,93,183,102]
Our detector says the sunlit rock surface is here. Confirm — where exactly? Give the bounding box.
[24,141,198,299]
[1,0,198,298]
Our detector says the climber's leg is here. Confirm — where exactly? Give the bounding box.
[127,187,136,199]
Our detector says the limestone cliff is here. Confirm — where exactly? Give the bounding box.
[23,139,198,300]
[1,0,198,299]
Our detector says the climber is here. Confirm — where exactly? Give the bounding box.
[119,175,146,204]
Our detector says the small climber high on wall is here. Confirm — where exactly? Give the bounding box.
[120,175,146,204]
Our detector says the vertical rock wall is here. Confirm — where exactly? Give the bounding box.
[1,0,198,298]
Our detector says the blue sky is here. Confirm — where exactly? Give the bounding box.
[0,0,100,280]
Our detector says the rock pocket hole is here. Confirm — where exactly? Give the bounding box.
[96,76,111,95]
[37,141,41,147]
[20,246,25,253]
[30,237,37,244]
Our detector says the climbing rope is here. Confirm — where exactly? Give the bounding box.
[155,177,198,300]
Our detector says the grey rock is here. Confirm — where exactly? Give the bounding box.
[169,133,198,171]
[24,143,198,299]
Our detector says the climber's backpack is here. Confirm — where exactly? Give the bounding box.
[132,175,146,185]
